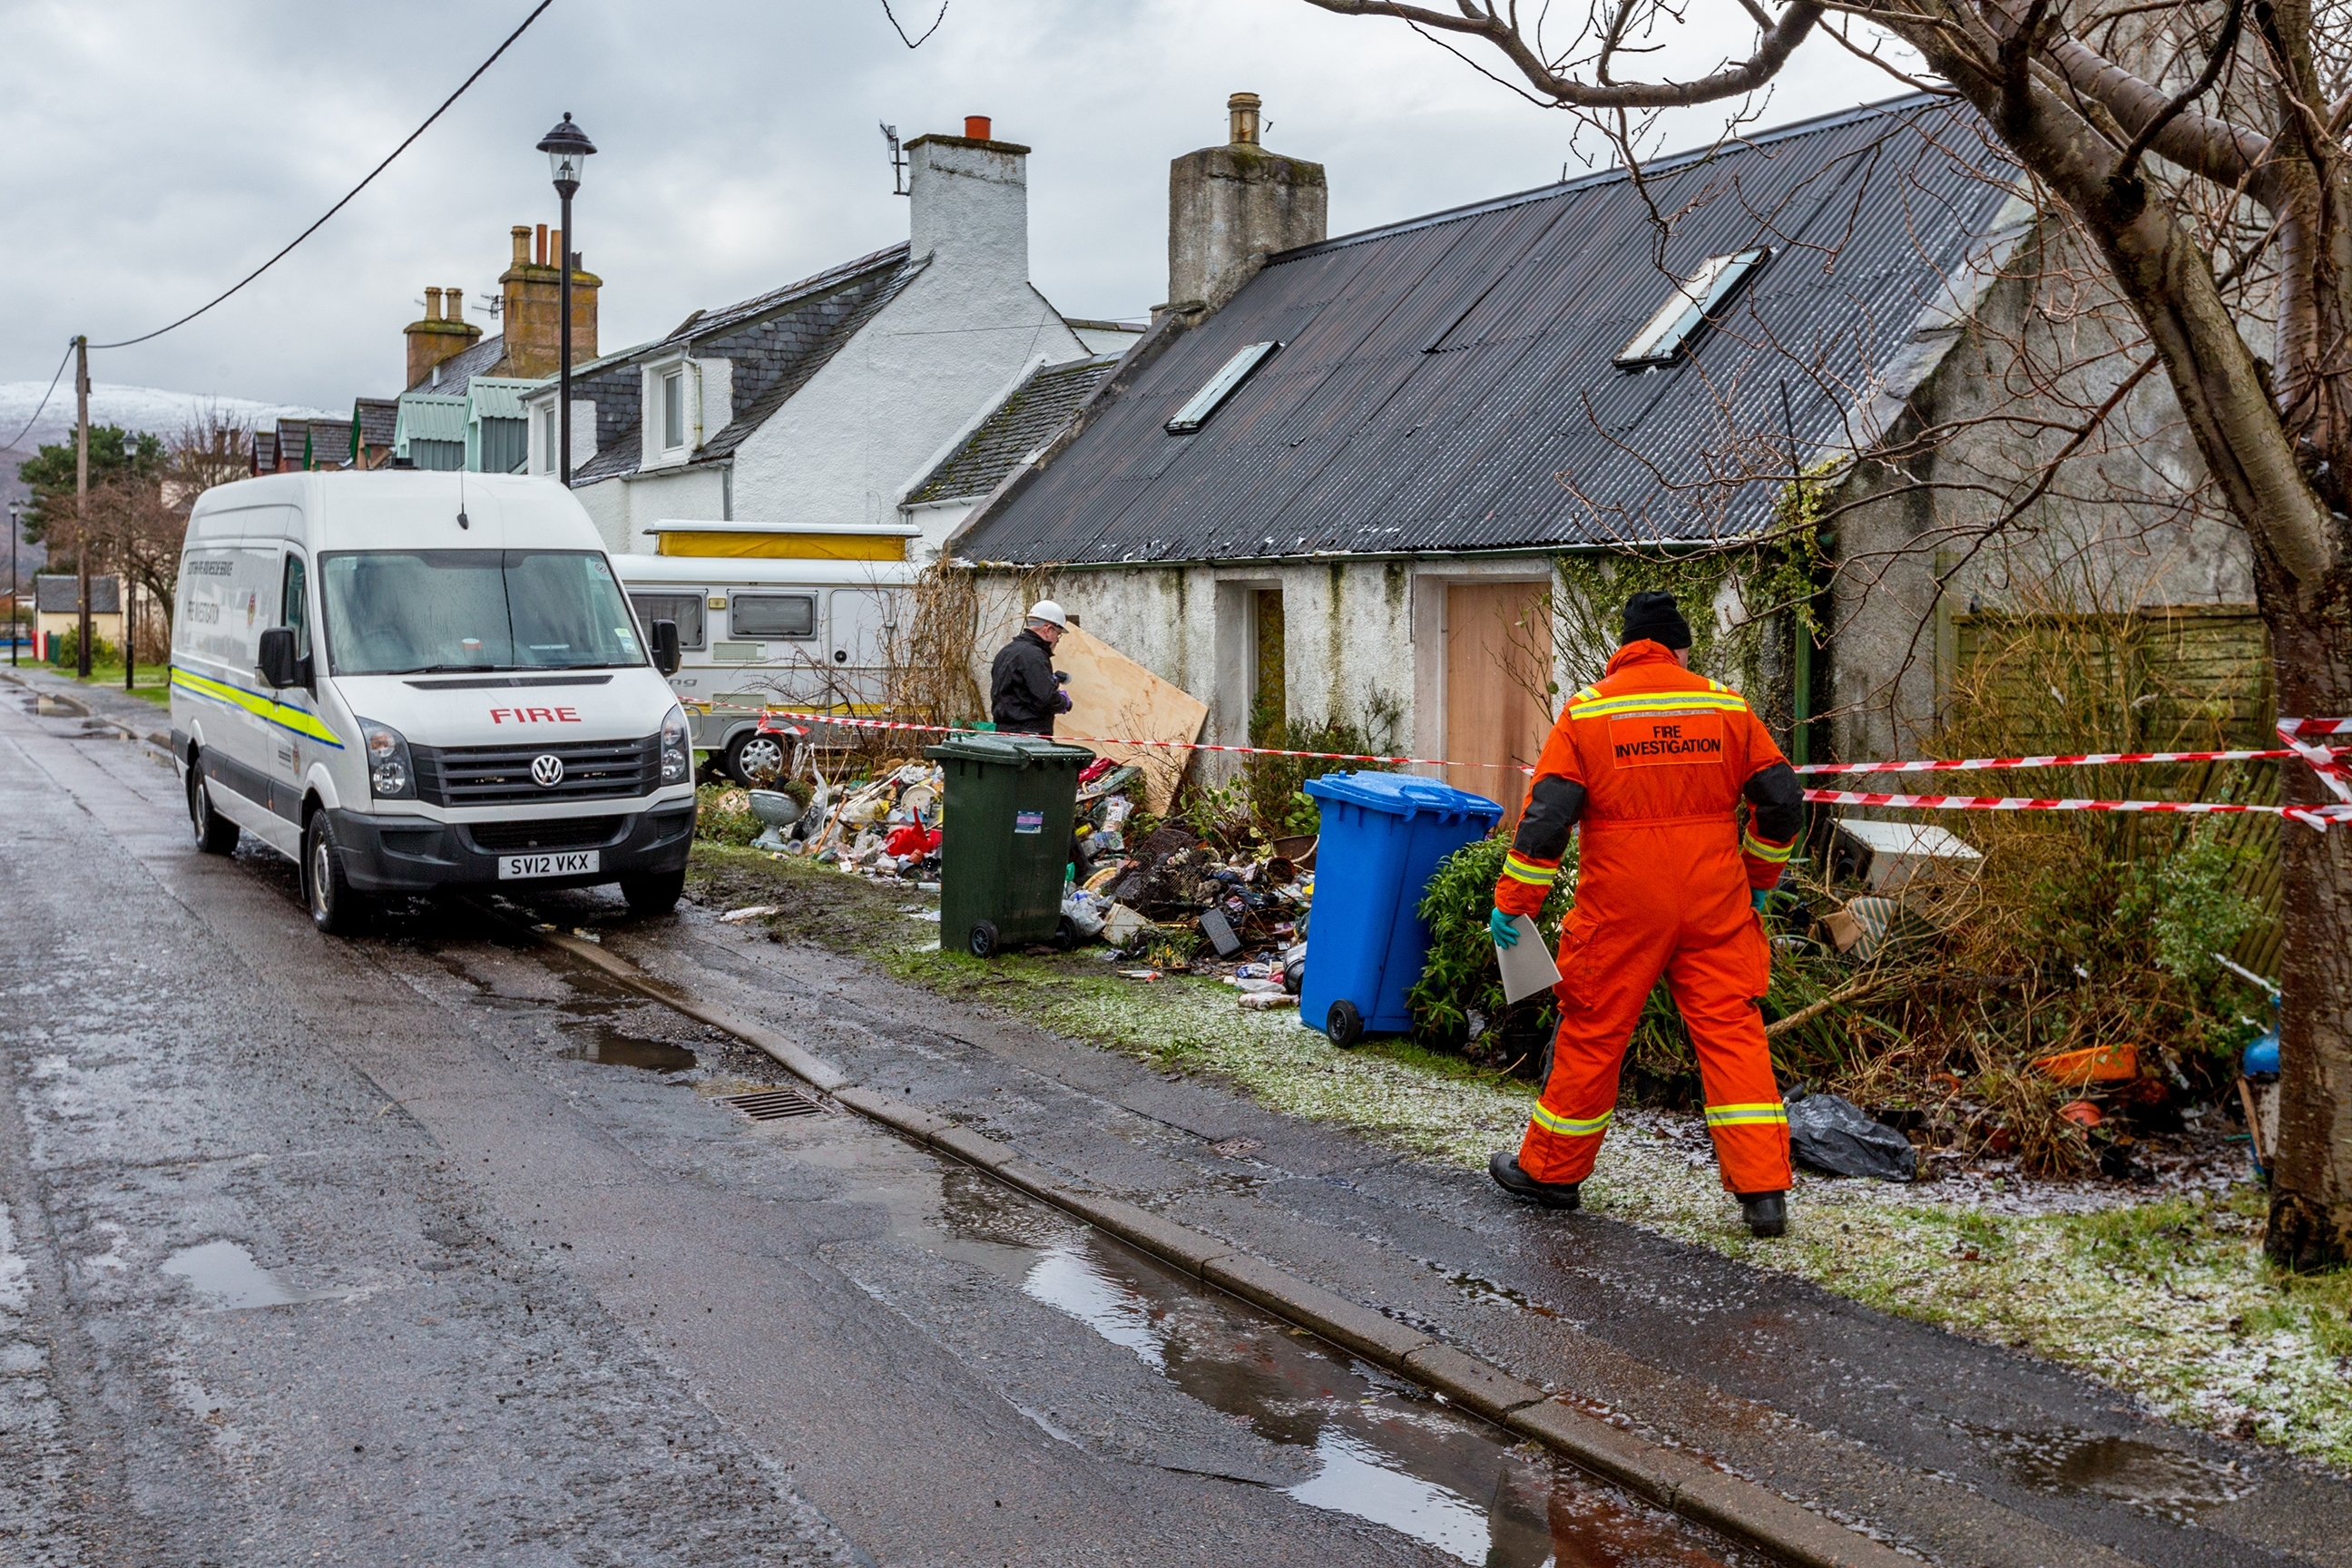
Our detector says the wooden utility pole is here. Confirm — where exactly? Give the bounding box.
[74,336,91,678]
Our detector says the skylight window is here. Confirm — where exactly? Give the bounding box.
[1613,249,1769,368]
[1166,341,1280,434]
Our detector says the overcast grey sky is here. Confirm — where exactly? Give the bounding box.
[0,0,1920,413]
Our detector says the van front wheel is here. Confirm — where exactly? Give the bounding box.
[621,870,685,916]
[304,813,371,936]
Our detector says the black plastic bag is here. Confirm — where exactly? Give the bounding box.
[1787,1091,1916,1181]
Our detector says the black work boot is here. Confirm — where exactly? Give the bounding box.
[1739,1191,1788,1238]
[1489,1152,1581,1210]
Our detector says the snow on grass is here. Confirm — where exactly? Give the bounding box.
[697,848,2352,1469]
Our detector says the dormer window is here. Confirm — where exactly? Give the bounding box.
[539,407,557,473]
[1614,249,1768,368]
[661,369,687,451]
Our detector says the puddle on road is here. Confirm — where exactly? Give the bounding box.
[556,1014,699,1073]
[1960,1421,2246,1521]
[33,692,89,720]
[903,1166,1747,1568]
[162,1241,301,1309]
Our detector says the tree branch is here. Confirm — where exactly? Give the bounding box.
[1298,0,1827,108]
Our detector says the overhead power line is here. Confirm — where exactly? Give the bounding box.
[4,341,74,452]
[88,0,559,351]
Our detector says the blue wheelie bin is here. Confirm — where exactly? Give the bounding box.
[1298,772,1504,1047]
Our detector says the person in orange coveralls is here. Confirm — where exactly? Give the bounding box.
[1487,592,1806,1237]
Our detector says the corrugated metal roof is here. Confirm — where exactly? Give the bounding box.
[955,95,2017,566]
[395,394,467,452]
[466,377,543,422]
[909,355,1121,504]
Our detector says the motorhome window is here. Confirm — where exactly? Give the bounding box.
[662,370,686,450]
[730,593,816,640]
[282,554,310,662]
[318,549,646,676]
[628,592,706,650]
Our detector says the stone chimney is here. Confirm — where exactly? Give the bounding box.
[904,118,1031,288]
[405,282,483,390]
[497,221,600,379]
[1167,93,1326,314]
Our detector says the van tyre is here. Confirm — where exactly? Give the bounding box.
[1326,999,1365,1048]
[725,730,788,788]
[621,869,685,916]
[187,758,239,856]
[303,812,371,936]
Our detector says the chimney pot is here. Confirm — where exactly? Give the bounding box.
[424,286,444,321]
[511,225,531,266]
[535,222,548,266]
[1229,93,1262,146]
[446,287,464,322]
[965,114,991,141]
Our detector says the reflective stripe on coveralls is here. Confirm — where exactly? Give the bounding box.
[1494,642,1797,1196]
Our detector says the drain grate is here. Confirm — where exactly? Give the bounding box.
[725,1087,827,1122]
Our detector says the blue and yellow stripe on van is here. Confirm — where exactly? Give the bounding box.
[171,668,345,749]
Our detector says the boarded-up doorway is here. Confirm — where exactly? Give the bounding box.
[1445,582,1553,826]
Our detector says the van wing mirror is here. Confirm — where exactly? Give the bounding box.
[257,626,303,689]
[650,618,681,677]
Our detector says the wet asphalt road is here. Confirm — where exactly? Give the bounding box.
[0,675,1758,1566]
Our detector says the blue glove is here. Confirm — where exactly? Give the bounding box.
[1752,887,1769,913]
[1489,907,1519,948]
[1053,689,1073,713]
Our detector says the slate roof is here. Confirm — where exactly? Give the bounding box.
[908,355,1122,504]
[407,334,505,393]
[954,95,2019,566]
[277,417,354,470]
[353,397,399,451]
[572,244,924,485]
[252,430,278,472]
[35,574,120,614]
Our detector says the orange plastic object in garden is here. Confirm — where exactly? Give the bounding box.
[2056,1100,2104,1129]
[2033,1043,2139,1085]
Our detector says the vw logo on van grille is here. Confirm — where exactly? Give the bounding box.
[531,754,566,789]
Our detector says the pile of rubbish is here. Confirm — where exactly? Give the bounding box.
[756,760,945,882]
[1061,759,1316,1004]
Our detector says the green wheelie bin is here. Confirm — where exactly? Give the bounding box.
[925,732,1095,957]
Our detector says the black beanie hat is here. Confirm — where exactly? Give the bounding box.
[1621,591,1692,650]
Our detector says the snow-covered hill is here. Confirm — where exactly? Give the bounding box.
[0,381,340,456]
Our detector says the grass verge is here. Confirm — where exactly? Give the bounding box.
[689,843,2352,1468]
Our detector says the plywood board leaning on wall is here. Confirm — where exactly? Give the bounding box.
[1054,626,1208,812]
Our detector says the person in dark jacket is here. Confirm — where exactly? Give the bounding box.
[990,600,1073,735]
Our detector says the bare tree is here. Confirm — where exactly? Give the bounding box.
[1301,0,2352,1266]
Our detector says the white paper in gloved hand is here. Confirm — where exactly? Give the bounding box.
[1495,915,1562,1004]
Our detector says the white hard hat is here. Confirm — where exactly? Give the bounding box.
[1027,600,1069,630]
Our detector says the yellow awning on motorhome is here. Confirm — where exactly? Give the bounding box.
[644,522,916,564]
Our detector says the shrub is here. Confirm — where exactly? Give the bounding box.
[1406,835,1572,1063]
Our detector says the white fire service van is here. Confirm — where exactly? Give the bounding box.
[169,471,697,933]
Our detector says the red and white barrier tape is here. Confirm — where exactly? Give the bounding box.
[757,709,2352,828]
[1798,788,2349,830]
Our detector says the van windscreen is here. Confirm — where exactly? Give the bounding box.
[319,549,646,676]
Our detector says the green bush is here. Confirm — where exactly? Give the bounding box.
[1406,835,1573,1056]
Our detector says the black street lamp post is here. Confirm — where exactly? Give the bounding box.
[7,498,20,669]
[536,113,597,486]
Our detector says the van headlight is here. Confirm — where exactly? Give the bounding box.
[659,704,691,786]
[358,718,415,799]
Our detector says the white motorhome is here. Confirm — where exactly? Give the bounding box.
[615,522,918,785]
[170,472,698,932]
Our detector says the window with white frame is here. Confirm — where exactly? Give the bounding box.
[662,369,686,452]
[539,407,556,472]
